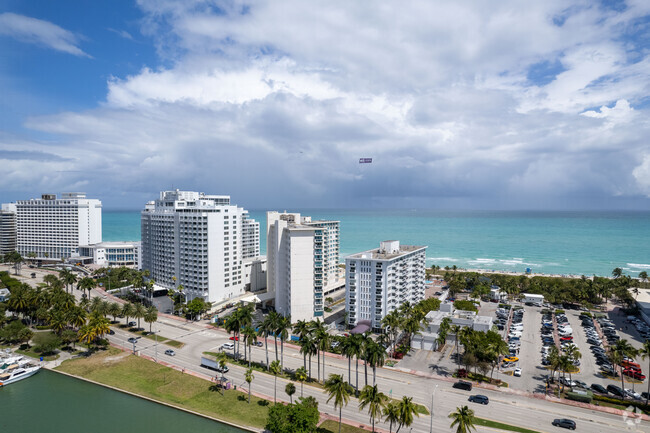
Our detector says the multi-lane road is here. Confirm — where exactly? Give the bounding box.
[105,307,644,433]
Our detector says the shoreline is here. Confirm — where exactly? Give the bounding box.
[47,367,262,433]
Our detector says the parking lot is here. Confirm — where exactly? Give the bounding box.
[400,300,649,399]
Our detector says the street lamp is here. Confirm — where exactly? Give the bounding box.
[152,330,159,362]
[430,384,438,433]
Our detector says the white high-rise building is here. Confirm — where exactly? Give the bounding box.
[241,213,260,259]
[141,190,259,304]
[0,203,17,255]
[267,211,340,322]
[9,193,102,260]
[346,240,427,332]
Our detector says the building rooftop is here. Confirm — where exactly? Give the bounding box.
[81,241,141,248]
[347,244,427,260]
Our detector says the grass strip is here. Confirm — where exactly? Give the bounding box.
[317,420,368,433]
[56,348,269,429]
[15,348,59,361]
[475,417,542,433]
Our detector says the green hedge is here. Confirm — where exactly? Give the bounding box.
[566,391,592,403]
[579,312,592,318]
[593,394,650,411]
[554,309,565,314]
[454,300,478,312]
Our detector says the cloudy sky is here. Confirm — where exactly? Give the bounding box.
[0,0,649,210]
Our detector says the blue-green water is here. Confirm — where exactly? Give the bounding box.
[103,210,650,277]
[0,370,244,432]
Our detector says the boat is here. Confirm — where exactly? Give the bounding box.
[0,365,41,386]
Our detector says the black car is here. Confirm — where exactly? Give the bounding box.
[127,337,138,344]
[453,380,473,391]
[607,384,625,397]
[591,383,607,394]
[468,395,489,405]
[127,321,137,327]
[552,419,576,430]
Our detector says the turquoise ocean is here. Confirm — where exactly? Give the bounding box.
[104,210,650,278]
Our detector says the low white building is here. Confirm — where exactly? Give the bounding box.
[523,293,544,306]
[243,256,267,292]
[78,242,141,268]
[490,287,507,302]
[0,288,10,302]
[412,303,494,351]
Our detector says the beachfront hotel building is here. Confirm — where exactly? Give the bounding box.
[140,190,260,304]
[3,193,102,260]
[78,241,142,268]
[0,203,17,255]
[266,211,340,322]
[345,240,427,332]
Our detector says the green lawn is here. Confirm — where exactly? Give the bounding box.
[56,348,269,429]
[475,417,542,433]
[317,420,368,433]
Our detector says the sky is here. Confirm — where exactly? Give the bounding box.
[0,1,649,211]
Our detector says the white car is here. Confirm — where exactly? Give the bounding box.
[625,389,642,400]
[222,342,235,350]
[513,368,522,377]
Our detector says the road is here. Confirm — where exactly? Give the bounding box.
[105,311,645,433]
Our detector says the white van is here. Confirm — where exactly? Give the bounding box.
[222,342,235,350]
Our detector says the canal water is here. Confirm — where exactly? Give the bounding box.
[0,369,246,432]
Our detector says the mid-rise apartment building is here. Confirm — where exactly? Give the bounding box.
[0,203,17,255]
[141,190,259,304]
[267,211,340,322]
[346,240,427,332]
[8,193,102,259]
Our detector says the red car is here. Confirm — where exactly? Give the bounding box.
[560,336,573,341]
[623,369,646,380]
[229,336,239,341]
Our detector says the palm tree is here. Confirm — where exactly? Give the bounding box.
[133,303,147,329]
[349,333,364,391]
[564,344,581,385]
[448,405,477,433]
[313,319,328,381]
[59,269,77,294]
[295,366,308,397]
[612,267,623,278]
[66,306,87,330]
[299,334,317,380]
[324,374,353,433]
[268,311,281,362]
[359,384,388,433]
[259,313,275,370]
[49,309,69,334]
[270,360,281,404]
[77,277,97,299]
[340,335,355,386]
[639,340,650,405]
[611,339,638,396]
[381,310,401,356]
[216,352,228,395]
[383,401,401,433]
[285,382,296,404]
[245,367,254,404]
[144,305,158,333]
[365,340,386,385]
[242,325,257,367]
[450,324,462,371]
[108,302,122,323]
[224,314,240,358]
[395,395,419,433]
[122,303,135,326]
[88,311,110,339]
[277,314,291,371]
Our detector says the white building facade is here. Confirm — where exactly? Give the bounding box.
[266,211,340,323]
[0,203,17,255]
[9,193,102,260]
[346,240,427,332]
[78,242,141,268]
[141,190,259,304]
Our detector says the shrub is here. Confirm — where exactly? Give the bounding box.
[579,312,592,318]
[566,391,592,403]
[593,394,650,411]
[454,300,478,312]
[32,332,62,355]
[554,309,565,314]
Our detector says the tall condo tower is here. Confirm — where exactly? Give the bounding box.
[0,203,17,255]
[141,190,259,304]
[9,193,102,259]
[346,240,427,332]
[267,211,340,322]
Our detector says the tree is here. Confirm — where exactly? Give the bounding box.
[186,297,209,321]
[639,271,648,283]
[265,396,320,433]
[133,303,147,329]
[611,339,638,397]
[564,344,581,385]
[383,401,400,433]
[242,325,257,367]
[77,277,96,299]
[612,267,623,278]
[59,268,77,294]
[312,318,328,381]
[5,251,23,275]
[324,374,353,433]
[349,333,364,391]
[285,382,296,404]
[108,302,122,323]
[358,385,387,433]
[270,360,282,404]
[122,303,135,326]
[144,305,158,333]
[639,340,650,405]
[395,395,419,433]
[365,340,386,385]
[245,367,254,404]
[277,314,291,371]
[450,324,462,371]
[448,405,477,433]
[295,366,308,397]
[260,313,276,370]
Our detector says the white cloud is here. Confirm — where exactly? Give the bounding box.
[2,1,650,209]
[633,155,650,197]
[0,12,90,57]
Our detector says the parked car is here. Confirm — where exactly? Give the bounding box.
[503,356,519,363]
[222,342,235,350]
[552,418,576,430]
[591,383,608,394]
[607,384,625,397]
[127,321,137,327]
[468,395,489,405]
[623,369,646,380]
[514,368,522,377]
[625,389,642,400]
[453,380,473,391]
